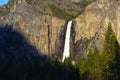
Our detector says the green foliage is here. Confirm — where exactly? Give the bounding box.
[103,23,117,60]
[76,46,109,80]
[48,4,74,20]
[103,23,120,80]
[63,58,72,67]
[48,0,96,20]
[8,0,97,20]
[75,23,120,80]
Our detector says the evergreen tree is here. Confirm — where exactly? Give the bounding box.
[103,23,120,80]
[76,45,109,80]
[103,23,117,61]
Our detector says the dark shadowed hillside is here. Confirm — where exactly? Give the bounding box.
[0,25,80,80]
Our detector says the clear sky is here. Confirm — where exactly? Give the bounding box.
[0,0,9,6]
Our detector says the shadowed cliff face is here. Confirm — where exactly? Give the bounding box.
[0,25,46,63]
[54,21,76,60]
[0,26,80,80]
[54,21,68,60]
[0,26,47,80]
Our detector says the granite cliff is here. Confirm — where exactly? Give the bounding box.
[0,0,65,56]
[0,0,120,59]
[75,0,120,57]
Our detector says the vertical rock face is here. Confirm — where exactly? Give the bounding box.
[0,1,65,56]
[54,21,76,60]
[1,0,120,59]
[54,21,68,60]
[75,0,120,53]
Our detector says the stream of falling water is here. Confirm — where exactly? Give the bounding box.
[62,21,72,62]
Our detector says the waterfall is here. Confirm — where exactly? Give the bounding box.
[62,21,72,62]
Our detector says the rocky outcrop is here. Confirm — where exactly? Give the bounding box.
[75,0,120,54]
[1,0,120,59]
[0,0,65,56]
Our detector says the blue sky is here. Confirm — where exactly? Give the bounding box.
[0,0,9,6]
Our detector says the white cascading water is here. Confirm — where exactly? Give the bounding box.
[62,21,73,62]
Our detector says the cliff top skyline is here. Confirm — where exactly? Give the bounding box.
[0,0,8,6]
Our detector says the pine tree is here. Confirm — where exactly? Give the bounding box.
[76,46,107,80]
[103,23,120,80]
[103,23,116,60]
